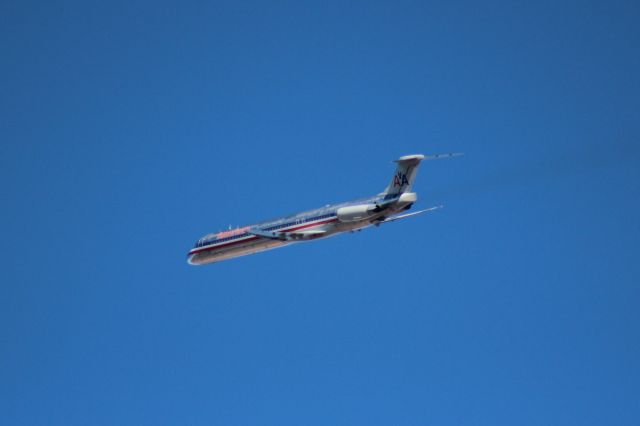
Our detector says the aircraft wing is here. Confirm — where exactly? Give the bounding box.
[247,228,288,241]
[248,228,326,241]
[379,205,442,224]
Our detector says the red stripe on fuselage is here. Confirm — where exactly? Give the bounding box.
[189,218,338,255]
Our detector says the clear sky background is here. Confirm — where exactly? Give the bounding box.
[2,1,639,424]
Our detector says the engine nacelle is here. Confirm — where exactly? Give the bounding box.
[336,204,376,223]
[397,192,417,204]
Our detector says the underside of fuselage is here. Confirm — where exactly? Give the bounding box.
[187,216,377,265]
[188,238,290,265]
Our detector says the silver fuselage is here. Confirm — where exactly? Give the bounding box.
[187,194,406,265]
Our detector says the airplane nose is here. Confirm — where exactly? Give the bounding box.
[189,249,210,265]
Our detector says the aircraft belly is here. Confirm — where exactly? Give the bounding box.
[189,219,381,265]
[189,239,289,265]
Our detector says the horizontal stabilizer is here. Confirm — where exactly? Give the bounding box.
[380,205,443,224]
[424,152,464,160]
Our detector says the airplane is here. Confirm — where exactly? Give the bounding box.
[187,153,461,265]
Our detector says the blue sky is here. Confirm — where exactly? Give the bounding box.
[2,1,639,424]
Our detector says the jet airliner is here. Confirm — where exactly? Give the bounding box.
[187,153,459,265]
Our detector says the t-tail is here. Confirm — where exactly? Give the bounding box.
[380,152,463,203]
[382,154,426,199]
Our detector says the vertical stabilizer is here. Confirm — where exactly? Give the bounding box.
[382,154,425,197]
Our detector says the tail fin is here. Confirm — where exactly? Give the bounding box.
[381,152,463,197]
[382,154,425,197]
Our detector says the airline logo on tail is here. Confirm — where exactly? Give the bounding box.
[393,172,410,188]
